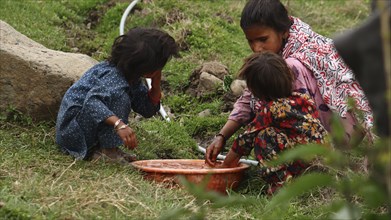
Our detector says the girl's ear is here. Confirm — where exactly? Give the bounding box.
[283,31,289,40]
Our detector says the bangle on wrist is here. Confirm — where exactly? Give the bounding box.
[115,124,128,131]
[114,119,122,130]
[215,133,227,143]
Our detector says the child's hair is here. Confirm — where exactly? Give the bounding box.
[108,27,179,82]
[240,0,292,33]
[239,51,293,101]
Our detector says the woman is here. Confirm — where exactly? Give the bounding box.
[205,0,372,166]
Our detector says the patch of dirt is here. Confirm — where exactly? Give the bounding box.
[64,0,143,56]
[165,8,186,25]
[156,149,175,159]
[84,1,116,29]
[160,79,171,95]
[86,0,144,27]
[215,12,234,24]
[151,8,187,29]
[63,22,96,56]
[177,29,191,51]
[183,65,202,96]
[220,91,238,113]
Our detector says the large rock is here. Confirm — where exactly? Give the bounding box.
[198,72,223,93]
[186,61,229,97]
[0,20,98,121]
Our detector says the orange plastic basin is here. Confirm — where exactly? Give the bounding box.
[131,159,249,194]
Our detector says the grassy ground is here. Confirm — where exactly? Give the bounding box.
[0,0,381,219]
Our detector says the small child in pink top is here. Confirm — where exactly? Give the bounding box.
[220,52,328,194]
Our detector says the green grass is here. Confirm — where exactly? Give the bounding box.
[0,0,381,219]
[287,0,371,36]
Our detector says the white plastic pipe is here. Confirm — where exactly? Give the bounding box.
[120,0,170,122]
[119,0,140,36]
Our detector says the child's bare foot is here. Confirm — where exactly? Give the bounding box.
[91,147,137,164]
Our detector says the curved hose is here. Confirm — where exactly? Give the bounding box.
[119,0,140,36]
[119,0,170,122]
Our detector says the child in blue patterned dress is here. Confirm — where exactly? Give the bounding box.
[56,27,179,163]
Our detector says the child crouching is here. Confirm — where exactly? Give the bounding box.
[220,51,328,194]
[56,27,179,163]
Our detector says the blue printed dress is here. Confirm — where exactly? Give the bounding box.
[55,61,160,159]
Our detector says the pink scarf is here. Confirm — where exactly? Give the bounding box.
[282,17,373,129]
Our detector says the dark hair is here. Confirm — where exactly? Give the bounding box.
[240,0,292,33]
[239,51,293,101]
[108,27,179,82]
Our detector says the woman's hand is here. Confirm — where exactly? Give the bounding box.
[205,135,226,166]
[116,126,138,150]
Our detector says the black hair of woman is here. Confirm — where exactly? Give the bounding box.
[108,27,180,82]
[240,0,292,32]
[239,51,293,101]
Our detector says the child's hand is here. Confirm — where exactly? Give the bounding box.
[106,116,137,149]
[116,127,138,150]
